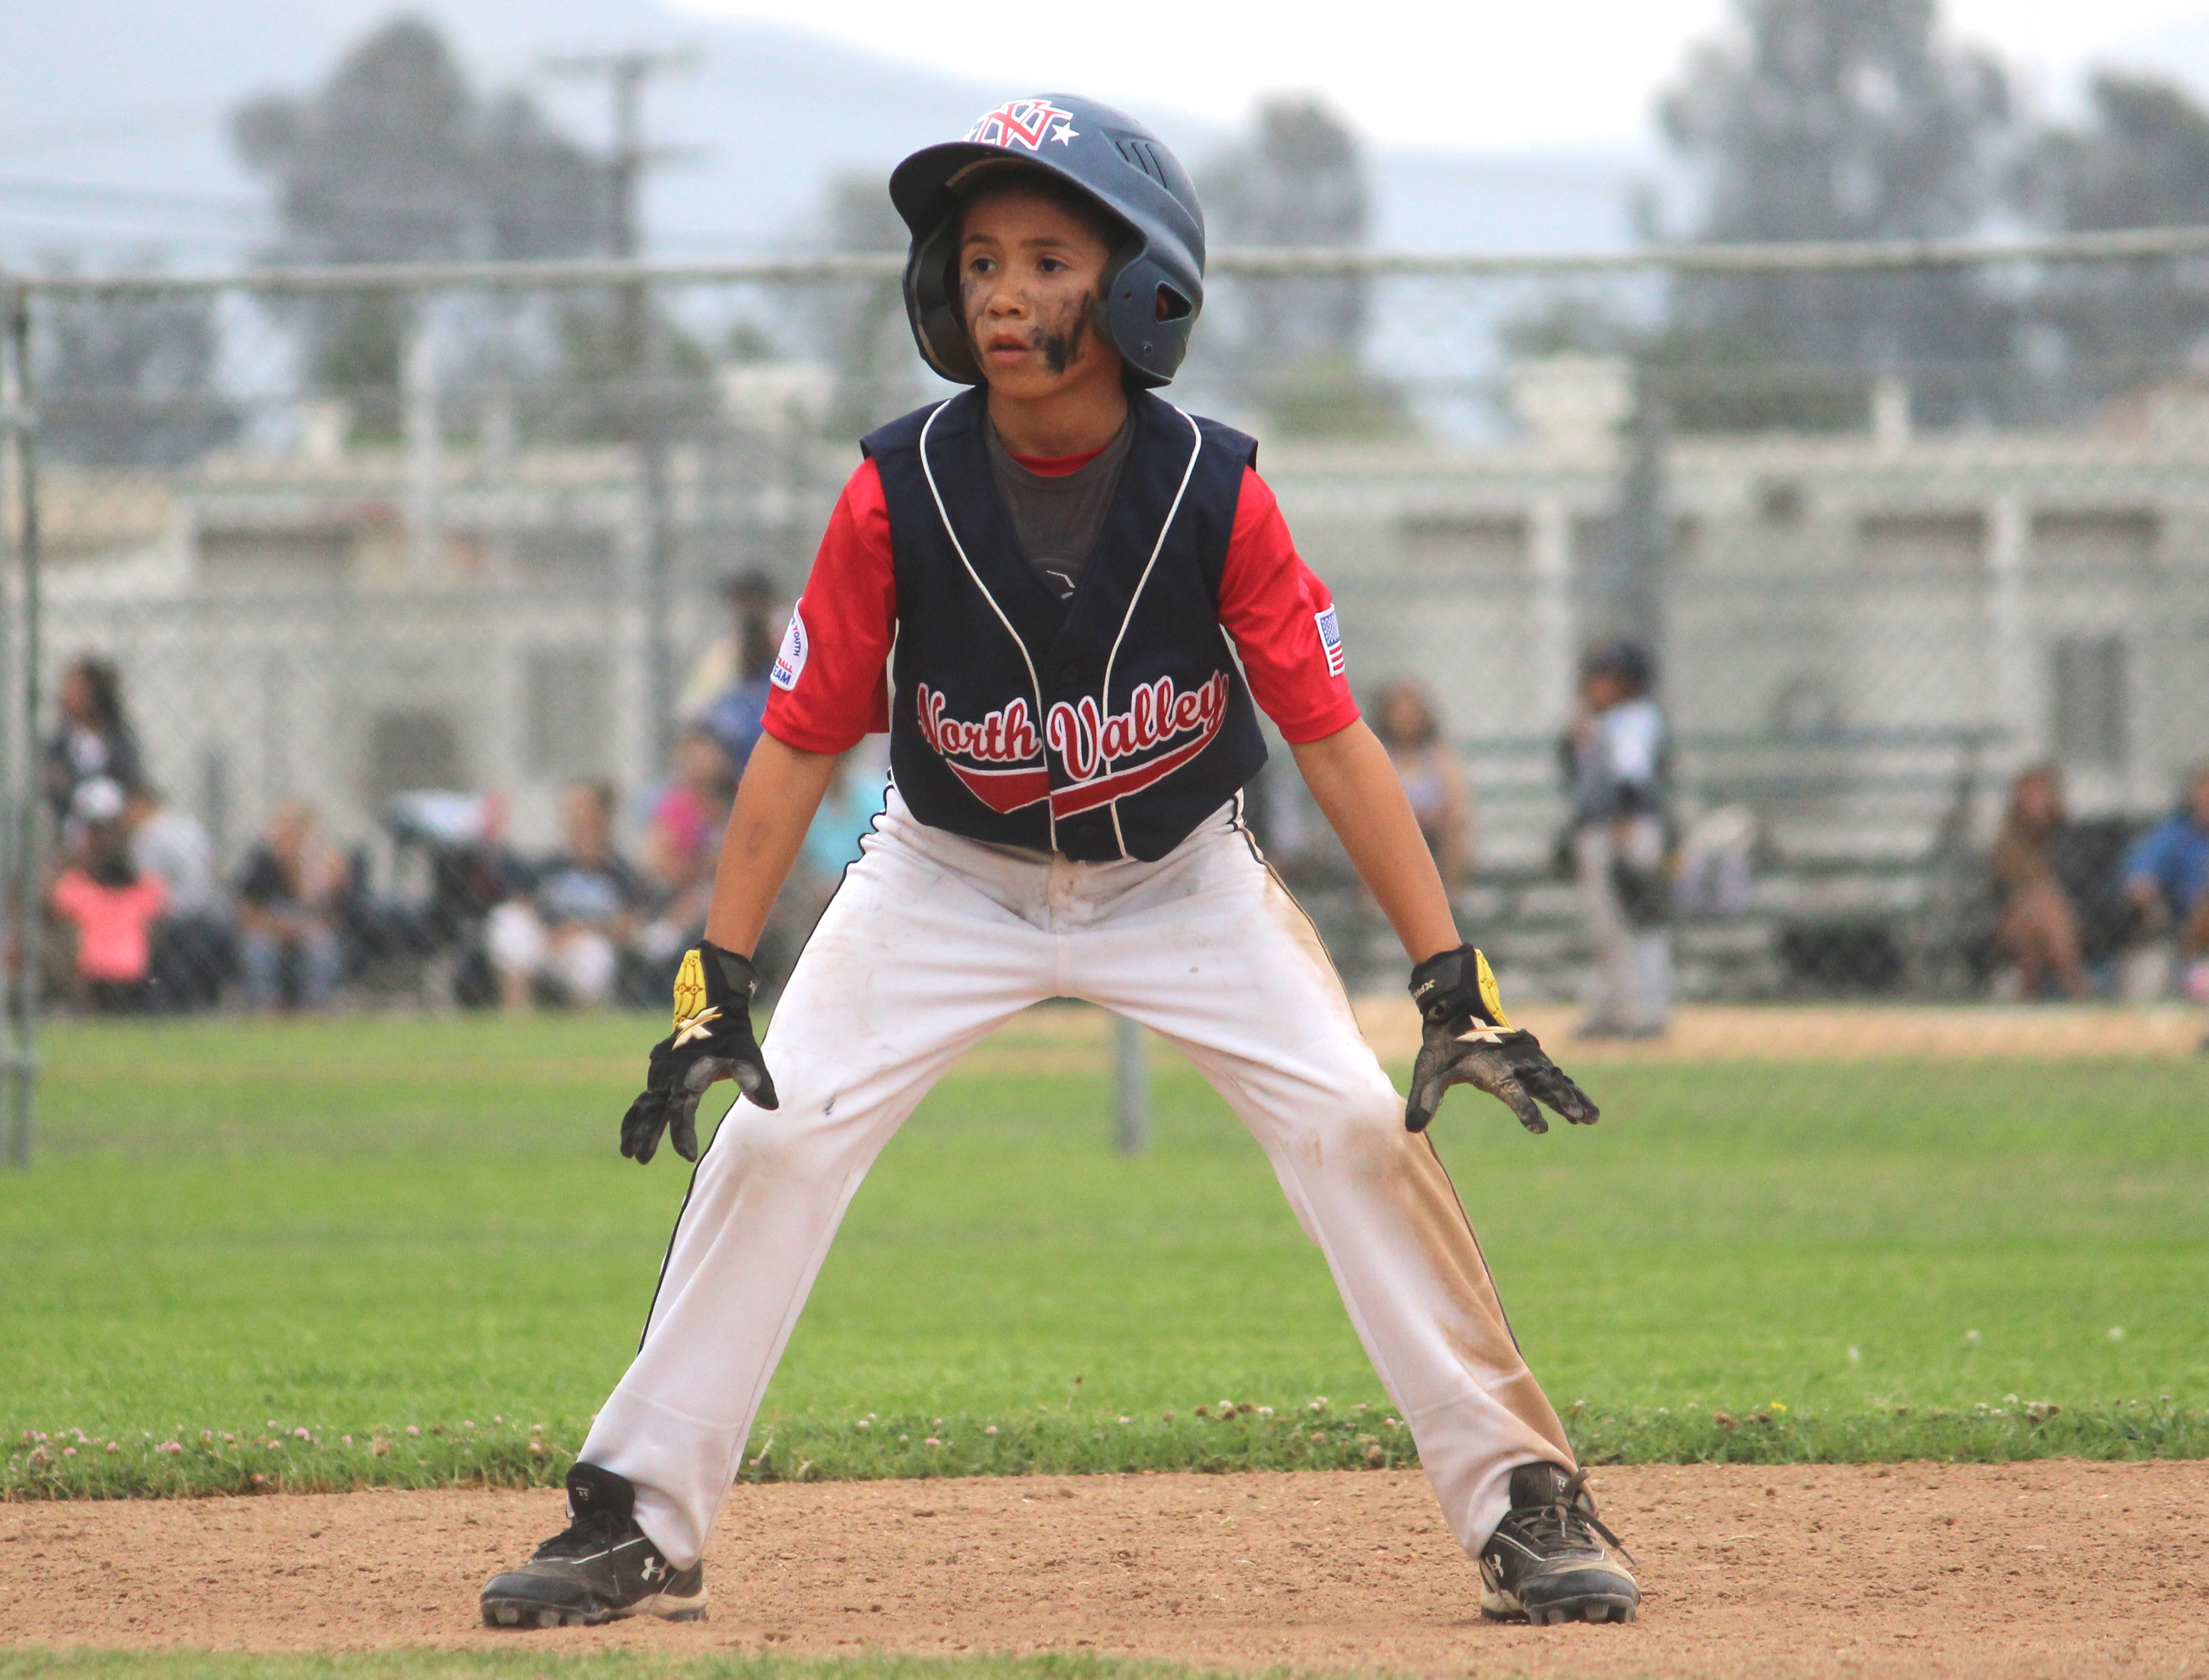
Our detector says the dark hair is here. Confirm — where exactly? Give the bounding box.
[68,657,129,735]
[573,778,618,819]
[955,163,1128,257]
[1580,639,1654,696]
[1372,679,1440,749]
[723,569,777,602]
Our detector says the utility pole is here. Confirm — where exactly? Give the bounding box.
[0,279,43,1170]
[547,49,698,762]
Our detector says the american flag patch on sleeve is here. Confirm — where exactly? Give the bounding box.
[1314,604,1345,677]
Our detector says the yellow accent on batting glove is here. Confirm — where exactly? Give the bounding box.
[620,942,778,1165]
[1405,945,1598,1134]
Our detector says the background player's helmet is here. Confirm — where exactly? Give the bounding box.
[890,95,1206,390]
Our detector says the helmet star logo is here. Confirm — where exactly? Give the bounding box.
[967,98,1078,154]
[1049,121,1078,145]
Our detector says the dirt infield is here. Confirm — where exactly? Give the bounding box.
[1353,999,2209,1064]
[8,1461,2205,1677]
[955,999,2208,1076]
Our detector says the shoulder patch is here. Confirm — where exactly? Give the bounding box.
[771,605,808,691]
[1314,604,1345,677]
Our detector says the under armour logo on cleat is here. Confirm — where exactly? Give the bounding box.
[641,1557,665,1582]
[672,1006,722,1048]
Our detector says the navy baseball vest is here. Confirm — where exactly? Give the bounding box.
[862,386,1268,862]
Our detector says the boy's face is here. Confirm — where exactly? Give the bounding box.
[960,186,1119,399]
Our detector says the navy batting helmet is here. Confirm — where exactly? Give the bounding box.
[889,95,1205,390]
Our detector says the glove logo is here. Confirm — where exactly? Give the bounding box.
[967,98,1078,152]
[671,949,709,1027]
[1475,948,1514,1031]
[672,1006,722,1048]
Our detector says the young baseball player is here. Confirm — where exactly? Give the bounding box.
[482,95,1638,1634]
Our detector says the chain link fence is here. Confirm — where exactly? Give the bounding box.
[6,232,2209,1082]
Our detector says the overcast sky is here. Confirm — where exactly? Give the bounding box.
[673,0,2209,151]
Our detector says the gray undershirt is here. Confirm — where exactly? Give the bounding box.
[984,417,1134,602]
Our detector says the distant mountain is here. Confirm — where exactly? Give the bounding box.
[2085,11,2209,105]
[0,0,1645,268]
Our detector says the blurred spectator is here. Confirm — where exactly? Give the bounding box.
[123,785,231,1010]
[2124,766,2209,938]
[1563,640,1672,1038]
[487,780,646,1010]
[1988,764,2093,999]
[46,657,144,825]
[637,727,737,968]
[696,573,787,778]
[236,799,346,1012]
[1371,679,1476,886]
[680,570,781,714]
[50,778,165,1013]
[385,790,532,1009]
[2124,765,2209,1010]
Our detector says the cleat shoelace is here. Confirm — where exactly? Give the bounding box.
[532,1509,629,1563]
[1522,1468,1636,1567]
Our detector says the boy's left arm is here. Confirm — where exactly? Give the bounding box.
[1289,719,1458,963]
[1293,720,1599,1136]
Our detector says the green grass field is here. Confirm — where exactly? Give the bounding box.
[4,1011,2205,1497]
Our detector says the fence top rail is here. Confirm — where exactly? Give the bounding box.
[8,223,2209,297]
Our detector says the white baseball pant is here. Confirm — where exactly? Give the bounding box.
[580,785,1575,1568]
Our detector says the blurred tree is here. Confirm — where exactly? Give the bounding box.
[34,262,239,467]
[814,171,925,441]
[233,15,607,433]
[2015,72,2209,372]
[1199,97,1403,437]
[1651,0,2015,429]
[543,294,716,444]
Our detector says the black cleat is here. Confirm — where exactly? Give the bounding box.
[480,1463,707,1629]
[1479,1461,1640,1626]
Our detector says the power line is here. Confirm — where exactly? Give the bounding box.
[0,175,264,221]
[20,221,2209,297]
[541,46,702,768]
[543,50,700,262]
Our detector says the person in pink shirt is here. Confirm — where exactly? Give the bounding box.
[51,776,168,1013]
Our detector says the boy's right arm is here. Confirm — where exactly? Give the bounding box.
[618,740,839,1167]
[622,460,894,1166]
[704,736,842,958]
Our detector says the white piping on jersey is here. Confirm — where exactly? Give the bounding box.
[920,398,1205,861]
[917,398,1056,851]
[1099,403,1206,860]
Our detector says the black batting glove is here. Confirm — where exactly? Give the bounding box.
[620,942,779,1165]
[1404,944,1598,1135]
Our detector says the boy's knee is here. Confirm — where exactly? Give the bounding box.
[1289,1087,1406,1174]
[703,1099,845,1180]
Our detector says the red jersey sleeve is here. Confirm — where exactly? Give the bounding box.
[761,459,896,753]
[1216,466,1360,743]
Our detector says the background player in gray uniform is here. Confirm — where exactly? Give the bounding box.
[1565,641,1673,1038]
[481,95,1638,1636]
